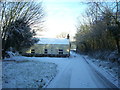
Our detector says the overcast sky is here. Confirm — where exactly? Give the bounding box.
[35,0,116,39]
[36,0,87,40]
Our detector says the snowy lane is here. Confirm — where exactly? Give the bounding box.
[70,57,98,88]
[46,52,116,88]
[3,52,118,88]
[47,62,72,88]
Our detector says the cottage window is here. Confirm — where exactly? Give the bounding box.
[31,49,35,53]
[44,49,48,54]
[59,49,63,54]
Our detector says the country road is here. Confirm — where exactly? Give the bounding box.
[46,52,117,88]
[3,51,118,88]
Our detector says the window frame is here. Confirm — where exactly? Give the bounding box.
[31,49,35,54]
[58,49,63,54]
[44,49,48,54]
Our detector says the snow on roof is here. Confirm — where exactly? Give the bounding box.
[36,38,69,45]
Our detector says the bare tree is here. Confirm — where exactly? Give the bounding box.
[0,1,44,58]
[56,32,68,38]
[89,1,120,53]
[75,0,120,54]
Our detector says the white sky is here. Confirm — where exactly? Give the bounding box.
[35,0,88,40]
[35,0,119,39]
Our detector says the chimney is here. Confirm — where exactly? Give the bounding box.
[67,34,70,39]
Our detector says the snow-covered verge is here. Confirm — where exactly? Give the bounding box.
[2,60,57,88]
[2,51,71,88]
[4,51,20,58]
[87,50,120,63]
[83,55,120,88]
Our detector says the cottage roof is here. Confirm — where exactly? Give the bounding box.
[36,38,69,45]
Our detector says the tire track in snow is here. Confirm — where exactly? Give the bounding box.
[46,52,118,88]
[46,60,72,88]
[70,56,99,88]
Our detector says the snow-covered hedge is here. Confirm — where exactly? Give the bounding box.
[5,51,20,58]
[88,50,120,64]
[84,56,119,88]
[3,51,21,61]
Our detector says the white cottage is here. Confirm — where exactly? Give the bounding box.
[22,37,70,57]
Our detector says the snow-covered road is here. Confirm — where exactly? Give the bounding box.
[46,52,116,88]
[3,51,118,88]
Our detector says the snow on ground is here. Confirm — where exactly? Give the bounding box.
[2,61,57,88]
[83,55,120,88]
[2,53,72,88]
[47,52,116,88]
[2,51,119,88]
